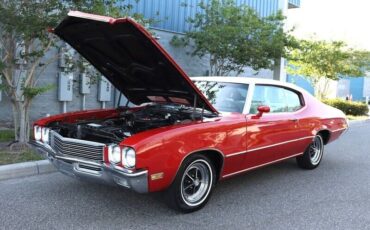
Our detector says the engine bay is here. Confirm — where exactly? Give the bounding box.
[48,104,215,144]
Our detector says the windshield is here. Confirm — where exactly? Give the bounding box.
[194,81,248,113]
[116,93,217,116]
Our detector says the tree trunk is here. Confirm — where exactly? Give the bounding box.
[18,103,27,143]
[9,100,30,151]
[210,56,215,76]
[320,78,331,99]
[309,77,320,100]
[11,101,19,142]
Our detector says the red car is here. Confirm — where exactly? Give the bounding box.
[31,11,348,212]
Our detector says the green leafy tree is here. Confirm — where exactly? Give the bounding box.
[287,40,370,99]
[172,0,294,76]
[0,0,148,149]
[0,0,65,149]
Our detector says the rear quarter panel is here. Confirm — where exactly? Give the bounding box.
[300,92,348,143]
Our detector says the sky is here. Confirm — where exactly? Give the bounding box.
[286,0,370,50]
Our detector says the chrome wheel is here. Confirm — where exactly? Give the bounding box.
[309,135,323,165]
[180,159,213,207]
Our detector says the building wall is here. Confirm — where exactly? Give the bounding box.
[363,77,370,100]
[125,0,283,33]
[348,77,365,101]
[286,75,314,95]
[287,74,369,101]
[0,48,115,126]
[155,30,210,76]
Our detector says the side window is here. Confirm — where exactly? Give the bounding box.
[285,89,302,112]
[250,85,303,114]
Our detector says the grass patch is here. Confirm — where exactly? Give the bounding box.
[0,130,15,142]
[346,115,369,121]
[0,150,44,166]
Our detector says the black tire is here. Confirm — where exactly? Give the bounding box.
[165,154,216,213]
[296,135,324,169]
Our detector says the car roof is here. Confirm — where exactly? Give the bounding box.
[190,76,305,93]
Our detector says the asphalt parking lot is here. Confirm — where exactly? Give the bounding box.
[0,121,369,230]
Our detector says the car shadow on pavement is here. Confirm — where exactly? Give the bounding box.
[1,157,339,229]
[51,158,301,216]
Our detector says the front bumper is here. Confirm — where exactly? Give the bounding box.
[30,140,148,193]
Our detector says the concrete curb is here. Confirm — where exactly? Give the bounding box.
[0,160,56,181]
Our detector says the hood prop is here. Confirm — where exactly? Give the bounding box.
[192,94,197,121]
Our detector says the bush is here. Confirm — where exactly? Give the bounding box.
[322,99,369,116]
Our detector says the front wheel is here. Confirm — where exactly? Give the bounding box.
[165,154,216,213]
[296,135,324,169]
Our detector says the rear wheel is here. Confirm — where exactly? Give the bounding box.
[296,135,324,169]
[165,154,216,213]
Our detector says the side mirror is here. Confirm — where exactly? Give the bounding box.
[254,105,270,118]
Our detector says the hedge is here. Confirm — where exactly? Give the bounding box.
[322,99,369,116]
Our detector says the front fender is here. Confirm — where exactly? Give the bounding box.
[123,117,246,192]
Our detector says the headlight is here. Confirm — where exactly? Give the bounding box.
[41,127,50,144]
[108,145,121,164]
[122,147,136,169]
[34,126,42,141]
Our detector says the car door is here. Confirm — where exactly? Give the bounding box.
[242,84,311,169]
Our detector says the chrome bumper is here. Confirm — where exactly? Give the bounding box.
[30,140,148,193]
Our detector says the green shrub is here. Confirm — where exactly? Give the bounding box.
[322,99,369,116]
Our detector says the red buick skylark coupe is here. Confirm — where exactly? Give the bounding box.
[31,11,348,212]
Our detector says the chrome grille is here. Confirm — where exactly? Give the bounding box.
[50,131,105,162]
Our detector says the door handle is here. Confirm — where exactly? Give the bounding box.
[289,118,298,122]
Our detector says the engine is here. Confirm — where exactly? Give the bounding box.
[48,104,206,144]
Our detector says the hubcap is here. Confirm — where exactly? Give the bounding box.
[309,136,323,165]
[180,160,212,207]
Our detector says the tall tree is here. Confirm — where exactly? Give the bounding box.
[287,40,370,99]
[0,0,148,149]
[172,0,294,76]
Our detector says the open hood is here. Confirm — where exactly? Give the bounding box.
[54,11,217,113]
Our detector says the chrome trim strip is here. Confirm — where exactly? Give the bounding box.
[242,83,254,114]
[73,163,102,176]
[55,155,102,167]
[54,156,147,177]
[223,152,304,178]
[51,131,105,147]
[113,167,148,177]
[331,127,347,133]
[225,136,314,158]
[227,150,247,157]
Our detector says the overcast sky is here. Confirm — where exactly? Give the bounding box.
[286,0,370,50]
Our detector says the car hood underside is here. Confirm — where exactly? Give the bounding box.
[54,11,217,113]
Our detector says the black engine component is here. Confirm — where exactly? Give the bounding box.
[51,104,201,144]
